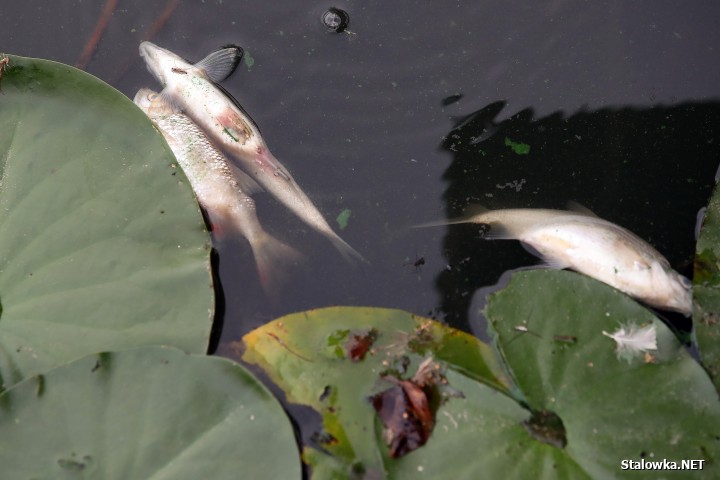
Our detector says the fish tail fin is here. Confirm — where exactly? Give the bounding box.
[412,204,489,228]
[411,218,473,228]
[249,231,305,297]
[328,233,368,265]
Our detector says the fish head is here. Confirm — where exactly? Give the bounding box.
[645,262,693,316]
[133,88,157,111]
[139,41,189,87]
[661,270,693,315]
[132,88,176,117]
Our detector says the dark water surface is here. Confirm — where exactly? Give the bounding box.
[3,0,720,427]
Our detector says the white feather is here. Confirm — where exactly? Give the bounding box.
[602,323,657,361]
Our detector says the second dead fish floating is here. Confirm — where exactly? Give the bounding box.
[138,41,366,264]
[134,88,302,294]
[418,205,692,316]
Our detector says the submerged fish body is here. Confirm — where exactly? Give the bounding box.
[134,88,301,293]
[437,206,692,315]
[138,41,365,264]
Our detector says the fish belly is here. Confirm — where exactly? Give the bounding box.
[521,223,652,294]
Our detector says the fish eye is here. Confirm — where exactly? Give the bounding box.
[148,93,159,101]
[679,275,692,289]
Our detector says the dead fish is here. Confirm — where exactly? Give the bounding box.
[138,41,366,264]
[419,204,692,315]
[134,88,302,294]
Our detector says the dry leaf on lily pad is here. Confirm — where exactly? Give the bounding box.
[370,357,460,458]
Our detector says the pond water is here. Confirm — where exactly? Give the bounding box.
[3,0,720,449]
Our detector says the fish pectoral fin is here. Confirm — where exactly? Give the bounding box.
[520,242,571,270]
[232,167,264,195]
[537,257,572,270]
[158,89,184,113]
[195,45,244,83]
[483,222,515,240]
[566,200,598,217]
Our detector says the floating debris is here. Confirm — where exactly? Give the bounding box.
[322,7,352,34]
[504,137,531,155]
[336,208,352,230]
[243,50,255,69]
[441,93,463,106]
[602,323,657,362]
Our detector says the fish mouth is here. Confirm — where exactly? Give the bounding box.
[138,41,159,64]
[139,41,168,85]
[138,41,166,60]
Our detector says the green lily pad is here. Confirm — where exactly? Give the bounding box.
[242,306,524,477]
[0,55,212,389]
[694,182,720,387]
[302,367,590,479]
[382,370,589,480]
[486,270,720,478]
[0,346,301,479]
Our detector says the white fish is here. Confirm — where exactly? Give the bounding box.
[134,88,302,294]
[420,205,692,315]
[138,41,365,264]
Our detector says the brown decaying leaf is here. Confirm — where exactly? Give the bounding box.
[346,329,378,362]
[370,358,446,458]
[371,380,434,458]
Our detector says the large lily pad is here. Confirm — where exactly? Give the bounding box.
[381,370,588,480]
[486,270,720,478]
[0,55,212,389]
[241,306,542,478]
[694,181,720,387]
[0,346,301,479]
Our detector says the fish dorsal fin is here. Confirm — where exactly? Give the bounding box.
[566,200,598,217]
[231,167,264,195]
[195,45,244,83]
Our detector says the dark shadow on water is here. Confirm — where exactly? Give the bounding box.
[206,248,224,355]
[436,100,720,332]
